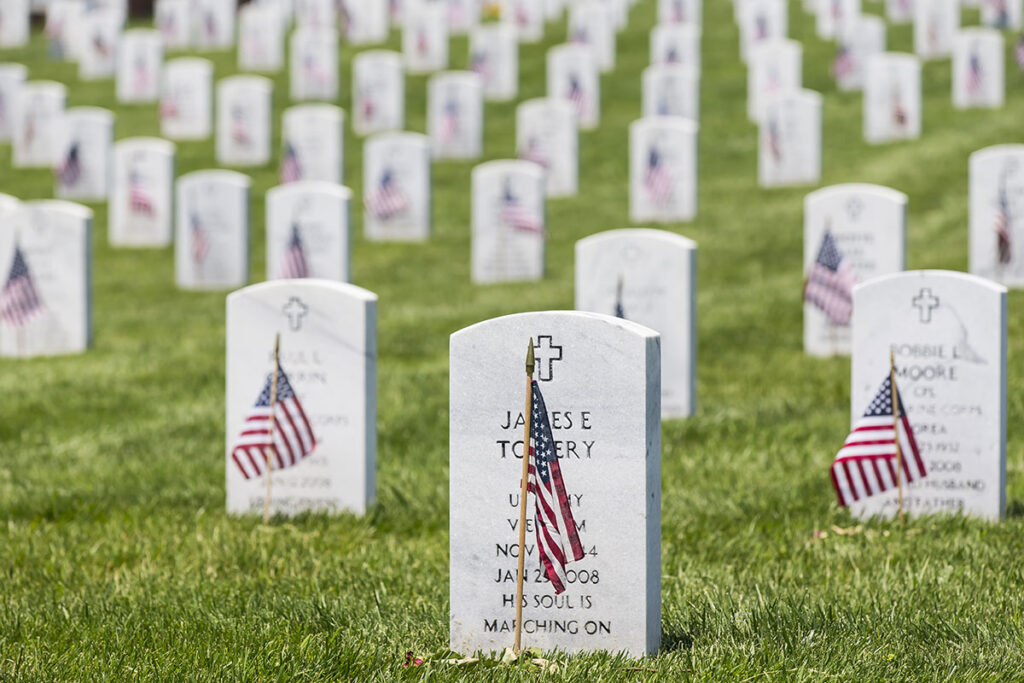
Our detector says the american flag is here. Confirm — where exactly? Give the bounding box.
[340,0,353,38]
[159,94,179,120]
[232,107,251,146]
[501,183,542,233]
[644,147,674,205]
[967,52,984,96]
[671,0,685,23]
[890,84,907,128]
[665,46,680,63]
[1,244,45,327]
[566,74,586,119]
[1015,33,1024,72]
[831,374,926,507]
[204,11,217,41]
[157,9,175,40]
[995,179,1013,264]
[364,168,409,220]
[833,43,855,82]
[993,0,1010,29]
[360,89,376,123]
[754,13,768,40]
[279,141,302,184]
[93,33,110,58]
[526,380,584,594]
[416,29,429,57]
[303,52,328,87]
[230,365,317,480]
[279,223,310,278]
[519,136,549,169]
[804,229,856,326]
[133,55,149,92]
[129,170,155,216]
[441,97,460,145]
[830,0,841,21]
[56,141,82,188]
[471,51,491,82]
[190,211,209,264]
[570,26,588,44]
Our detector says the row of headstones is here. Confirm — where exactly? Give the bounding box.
[218,265,1006,658]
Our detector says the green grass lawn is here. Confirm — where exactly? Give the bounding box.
[2,1,1024,679]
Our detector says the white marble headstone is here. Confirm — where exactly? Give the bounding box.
[194,0,236,50]
[568,2,616,73]
[352,50,405,136]
[428,71,483,161]
[981,0,1022,29]
[501,0,545,42]
[747,38,802,123]
[281,104,344,185]
[446,0,480,35]
[469,22,518,102]
[0,0,30,48]
[403,1,449,74]
[295,0,336,27]
[914,0,958,60]
[226,279,377,517]
[53,107,114,202]
[952,29,1004,110]
[290,27,339,102]
[449,311,661,656]
[238,2,285,73]
[342,0,390,44]
[0,201,91,358]
[649,23,701,69]
[833,15,885,92]
[658,0,701,24]
[116,29,162,104]
[155,0,193,50]
[804,183,907,356]
[576,229,695,418]
[851,271,1006,521]
[45,0,86,60]
[886,0,914,24]
[738,0,788,63]
[266,181,351,282]
[815,0,861,41]
[516,98,578,199]
[13,81,67,169]
[0,64,27,143]
[77,10,120,81]
[472,160,546,284]
[363,132,431,242]
[176,170,250,290]
[969,145,1024,287]
[217,75,273,167]
[863,53,921,144]
[629,116,698,223]
[547,43,600,131]
[110,138,175,247]
[759,89,821,188]
[161,58,213,141]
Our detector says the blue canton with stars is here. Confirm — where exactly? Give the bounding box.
[530,380,556,485]
[815,230,844,273]
[255,368,296,407]
[863,376,907,418]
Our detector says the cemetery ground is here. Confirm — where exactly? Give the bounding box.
[3,2,1024,680]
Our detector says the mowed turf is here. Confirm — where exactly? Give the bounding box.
[2,1,1024,680]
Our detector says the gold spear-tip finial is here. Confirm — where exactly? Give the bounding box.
[526,337,535,376]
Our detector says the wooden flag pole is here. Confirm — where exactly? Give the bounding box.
[263,333,281,524]
[889,348,905,525]
[513,338,535,655]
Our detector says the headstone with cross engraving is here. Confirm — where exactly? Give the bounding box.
[738,0,788,64]
[53,107,114,203]
[403,1,448,74]
[914,0,958,60]
[281,104,344,185]
[804,184,907,357]
[969,145,1024,287]
[0,64,27,143]
[516,98,578,199]
[161,58,213,141]
[175,170,250,290]
[216,75,273,167]
[226,279,377,516]
[642,64,700,121]
[13,81,66,169]
[352,50,405,136]
[658,0,702,25]
[428,71,483,161]
[851,271,1007,521]
[363,132,431,242]
[237,2,285,73]
[342,0,389,44]
[863,53,921,144]
[815,0,860,41]
[116,29,162,104]
[758,89,821,188]
[472,160,546,284]
[834,15,886,93]
[650,23,701,70]
[155,0,194,50]
[547,43,600,131]
[629,116,698,223]
[449,311,661,656]
[568,2,616,73]
[952,29,1004,110]
[747,38,802,123]
[110,137,175,247]
[469,22,518,102]
[0,0,30,48]
[290,26,339,102]
[0,200,92,358]
[576,230,695,418]
[266,181,351,282]
[980,0,1022,30]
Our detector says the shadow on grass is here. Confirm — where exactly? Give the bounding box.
[660,626,695,653]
